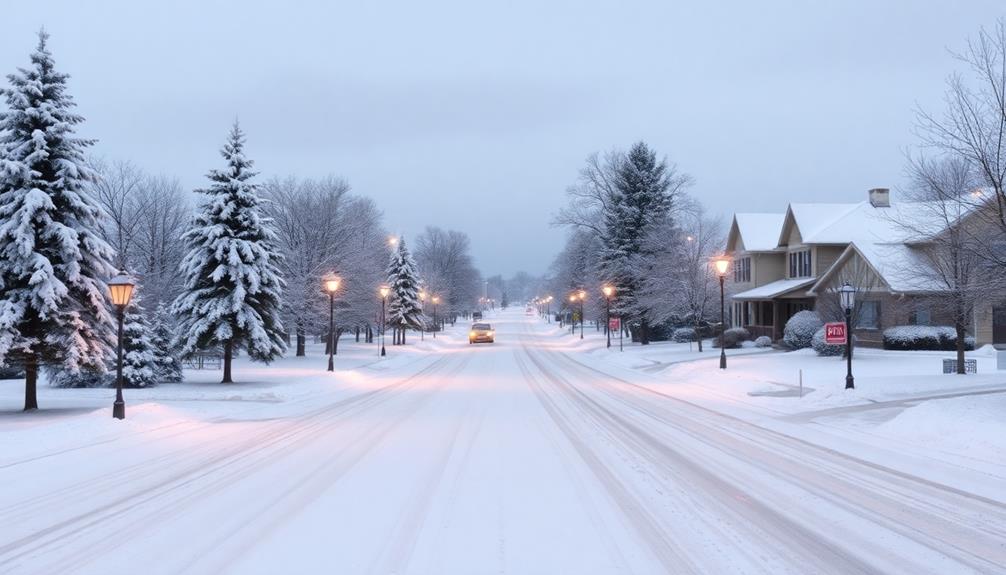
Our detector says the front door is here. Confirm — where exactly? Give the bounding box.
[993,306,1006,346]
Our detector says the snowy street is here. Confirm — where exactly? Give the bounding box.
[2,310,1004,574]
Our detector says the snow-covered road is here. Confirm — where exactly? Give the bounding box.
[1,311,1004,574]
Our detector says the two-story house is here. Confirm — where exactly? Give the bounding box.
[725,188,1006,347]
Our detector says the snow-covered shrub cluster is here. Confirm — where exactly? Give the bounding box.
[811,327,844,356]
[783,311,823,350]
[754,335,773,348]
[882,326,975,351]
[713,327,750,349]
[672,327,696,342]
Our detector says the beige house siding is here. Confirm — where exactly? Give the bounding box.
[753,253,784,285]
[814,246,844,277]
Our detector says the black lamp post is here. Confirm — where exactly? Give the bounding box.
[714,256,730,370]
[603,285,614,348]
[324,274,340,371]
[108,272,135,420]
[379,284,389,357]
[841,282,856,389]
[546,296,552,323]
[578,290,586,339]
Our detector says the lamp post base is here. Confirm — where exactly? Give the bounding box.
[720,351,727,370]
[845,375,855,390]
[112,400,125,420]
[381,346,386,357]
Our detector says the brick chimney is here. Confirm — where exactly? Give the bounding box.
[869,188,890,208]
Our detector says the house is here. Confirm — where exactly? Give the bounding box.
[725,188,1006,347]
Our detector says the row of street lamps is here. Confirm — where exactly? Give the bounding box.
[534,257,854,388]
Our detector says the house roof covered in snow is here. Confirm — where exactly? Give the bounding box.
[777,203,860,246]
[725,213,785,253]
[733,277,816,300]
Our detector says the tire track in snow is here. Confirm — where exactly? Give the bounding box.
[548,349,1006,573]
[0,352,463,575]
[514,350,699,574]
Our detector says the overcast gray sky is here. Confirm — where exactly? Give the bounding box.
[3,1,1004,277]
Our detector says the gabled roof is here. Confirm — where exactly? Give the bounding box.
[777,203,860,247]
[726,213,785,253]
[809,241,946,294]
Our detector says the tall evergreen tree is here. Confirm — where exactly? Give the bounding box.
[120,294,157,388]
[150,302,182,383]
[172,123,286,383]
[386,237,423,345]
[600,142,676,345]
[0,31,117,409]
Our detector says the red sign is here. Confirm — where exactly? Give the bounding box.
[824,322,847,345]
[609,317,621,331]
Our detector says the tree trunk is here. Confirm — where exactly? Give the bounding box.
[296,321,306,357]
[333,329,340,355]
[640,319,650,345]
[956,322,967,375]
[401,328,406,345]
[355,326,360,343]
[222,341,233,384]
[695,321,704,352]
[23,354,38,411]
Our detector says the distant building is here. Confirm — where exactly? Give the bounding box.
[725,188,1006,347]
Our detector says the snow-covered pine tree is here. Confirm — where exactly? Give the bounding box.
[0,31,117,409]
[120,293,158,388]
[150,302,182,383]
[386,237,423,345]
[172,122,286,383]
[599,142,677,345]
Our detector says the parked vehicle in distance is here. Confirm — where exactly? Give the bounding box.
[469,323,495,344]
[472,311,483,321]
[525,307,534,315]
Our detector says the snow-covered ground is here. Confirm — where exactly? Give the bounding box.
[1,310,1004,574]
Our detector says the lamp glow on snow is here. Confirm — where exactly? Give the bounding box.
[108,272,135,420]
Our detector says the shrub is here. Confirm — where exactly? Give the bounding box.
[882,326,975,351]
[672,327,697,342]
[811,327,844,356]
[754,335,773,348]
[713,327,750,349]
[783,310,823,350]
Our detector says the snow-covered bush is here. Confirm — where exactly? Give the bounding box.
[672,327,697,342]
[783,311,823,350]
[754,335,773,348]
[882,326,975,351]
[48,368,111,388]
[713,327,750,349]
[811,327,844,356]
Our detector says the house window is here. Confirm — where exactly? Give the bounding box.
[859,301,880,329]
[909,306,932,326]
[733,257,751,283]
[788,250,811,278]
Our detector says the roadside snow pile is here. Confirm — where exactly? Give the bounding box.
[783,311,822,350]
[883,326,975,351]
[875,394,1006,462]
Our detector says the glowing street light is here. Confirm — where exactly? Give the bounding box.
[602,285,615,349]
[324,274,341,371]
[108,271,135,420]
[379,284,390,357]
[713,256,731,369]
